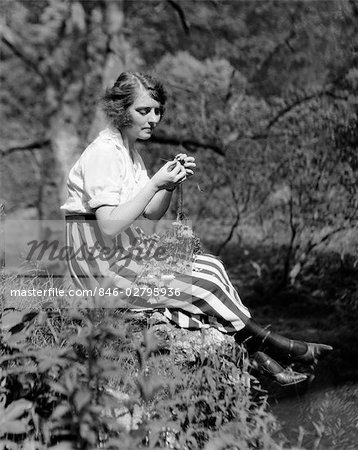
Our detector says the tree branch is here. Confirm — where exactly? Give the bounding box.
[167,0,190,34]
[1,139,50,156]
[0,20,47,84]
[150,133,225,155]
[3,134,225,159]
[225,68,236,103]
[254,29,296,78]
[282,195,297,286]
[152,130,290,156]
[265,89,349,131]
[349,0,358,16]
[217,213,240,256]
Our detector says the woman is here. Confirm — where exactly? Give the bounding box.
[61,72,332,386]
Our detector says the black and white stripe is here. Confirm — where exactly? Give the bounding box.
[65,217,251,333]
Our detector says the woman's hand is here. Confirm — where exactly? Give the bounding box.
[175,153,196,178]
[151,159,187,191]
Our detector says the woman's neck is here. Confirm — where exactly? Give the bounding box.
[120,130,136,162]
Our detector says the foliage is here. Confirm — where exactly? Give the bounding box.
[1,3,357,447]
[1,0,357,285]
[0,272,311,449]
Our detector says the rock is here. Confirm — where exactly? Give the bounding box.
[129,310,236,364]
[147,313,236,364]
[103,388,143,432]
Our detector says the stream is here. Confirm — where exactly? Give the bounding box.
[272,383,358,449]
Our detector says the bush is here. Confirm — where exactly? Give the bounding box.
[0,275,301,449]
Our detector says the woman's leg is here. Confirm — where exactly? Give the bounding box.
[65,230,311,387]
[196,255,332,363]
[160,254,332,364]
[169,253,252,333]
[252,352,308,386]
[235,319,333,363]
[66,222,331,366]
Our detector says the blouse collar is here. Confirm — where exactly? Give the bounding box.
[101,126,141,173]
[104,125,125,144]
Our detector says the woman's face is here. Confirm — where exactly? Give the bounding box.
[123,87,162,142]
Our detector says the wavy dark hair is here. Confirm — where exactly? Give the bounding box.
[101,72,167,130]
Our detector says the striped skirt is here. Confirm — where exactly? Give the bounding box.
[65,215,251,333]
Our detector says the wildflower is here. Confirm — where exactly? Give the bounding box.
[164,237,176,244]
[161,274,175,282]
[179,227,193,238]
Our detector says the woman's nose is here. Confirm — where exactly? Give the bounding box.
[148,109,160,124]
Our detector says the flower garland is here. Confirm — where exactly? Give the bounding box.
[134,183,202,302]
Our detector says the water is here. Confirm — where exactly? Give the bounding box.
[272,383,358,449]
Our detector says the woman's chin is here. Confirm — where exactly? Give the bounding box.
[138,134,152,141]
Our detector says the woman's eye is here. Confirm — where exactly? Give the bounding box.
[137,108,161,116]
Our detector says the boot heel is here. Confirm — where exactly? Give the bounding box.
[253,351,308,387]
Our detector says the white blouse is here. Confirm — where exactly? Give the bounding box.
[61,127,150,214]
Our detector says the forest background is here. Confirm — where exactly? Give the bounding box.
[1,0,358,448]
[1,0,357,384]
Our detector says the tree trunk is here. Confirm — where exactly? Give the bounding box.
[42,1,140,217]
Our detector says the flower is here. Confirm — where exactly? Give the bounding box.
[134,219,201,293]
[161,274,175,282]
[179,228,193,238]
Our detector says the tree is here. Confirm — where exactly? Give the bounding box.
[1,0,140,217]
[1,0,357,287]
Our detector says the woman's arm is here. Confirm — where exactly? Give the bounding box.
[95,180,158,237]
[143,188,175,220]
[95,160,186,237]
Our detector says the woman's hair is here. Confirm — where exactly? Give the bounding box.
[101,72,167,129]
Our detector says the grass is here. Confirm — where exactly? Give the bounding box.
[0,270,310,449]
[2,233,356,449]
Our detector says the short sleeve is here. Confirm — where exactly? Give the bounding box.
[82,141,125,210]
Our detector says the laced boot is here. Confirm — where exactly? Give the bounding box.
[252,351,308,386]
[287,341,333,364]
[238,320,332,365]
